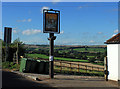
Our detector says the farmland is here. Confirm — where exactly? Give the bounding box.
[26,54,89,62]
[25,44,107,65]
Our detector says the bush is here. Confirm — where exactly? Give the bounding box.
[2,62,20,70]
[88,58,95,63]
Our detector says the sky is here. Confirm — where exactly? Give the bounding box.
[1,2,119,45]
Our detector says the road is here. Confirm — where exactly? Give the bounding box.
[2,70,120,89]
[2,70,52,88]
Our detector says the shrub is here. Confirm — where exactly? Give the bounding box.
[2,62,20,70]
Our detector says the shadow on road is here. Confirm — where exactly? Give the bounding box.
[2,70,54,89]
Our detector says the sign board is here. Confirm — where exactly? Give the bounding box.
[4,27,12,44]
[49,56,53,61]
[43,9,60,34]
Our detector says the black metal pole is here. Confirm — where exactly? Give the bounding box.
[49,33,54,79]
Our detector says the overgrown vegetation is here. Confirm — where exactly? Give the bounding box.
[2,38,26,62]
[2,62,20,70]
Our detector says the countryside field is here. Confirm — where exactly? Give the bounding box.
[25,45,107,66]
[26,53,89,62]
[24,45,106,76]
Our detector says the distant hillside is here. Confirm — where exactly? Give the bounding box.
[24,44,107,48]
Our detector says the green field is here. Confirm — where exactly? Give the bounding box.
[73,48,106,52]
[26,54,89,62]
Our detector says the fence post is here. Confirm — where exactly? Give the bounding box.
[86,65,87,73]
[60,61,62,73]
[98,67,99,71]
[70,63,71,72]
[92,66,93,73]
[104,56,108,81]
[78,64,79,72]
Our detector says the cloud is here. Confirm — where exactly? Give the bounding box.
[52,0,61,4]
[97,32,103,34]
[13,30,17,34]
[17,18,32,22]
[103,35,107,38]
[60,30,64,34]
[114,29,118,33]
[13,28,18,34]
[22,29,41,35]
[89,40,95,43]
[41,6,49,13]
[28,19,32,22]
[78,6,83,9]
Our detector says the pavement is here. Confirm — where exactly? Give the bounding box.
[2,70,120,89]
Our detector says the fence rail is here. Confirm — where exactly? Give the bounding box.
[54,60,104,73]
[36,58,104,76]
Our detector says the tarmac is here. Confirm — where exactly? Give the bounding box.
[2,70,120,89]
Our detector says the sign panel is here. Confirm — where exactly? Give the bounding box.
[43,9,60,34]
[49,56,53,61]
[4,27,12,44]
[45,13,58,32]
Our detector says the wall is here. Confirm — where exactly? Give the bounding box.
[118,44,120,81]
[107,44,118,81]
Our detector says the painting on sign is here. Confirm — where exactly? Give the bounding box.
[45,13,58,32]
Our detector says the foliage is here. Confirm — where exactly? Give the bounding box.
[2,62,20,70]
[2,38,26,62]
[88,57,96,63]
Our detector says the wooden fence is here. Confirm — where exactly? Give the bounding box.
[54,60,104,74]
[37,58,104,76]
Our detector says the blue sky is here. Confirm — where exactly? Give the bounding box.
[2,2,119,45]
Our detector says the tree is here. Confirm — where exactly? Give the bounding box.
[9,38,26,62]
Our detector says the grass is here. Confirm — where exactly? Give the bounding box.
[92,62,104,66]
[87,56,95,58]
[26,53,89,62]
[73,48,106,53]
[54,66,104,76]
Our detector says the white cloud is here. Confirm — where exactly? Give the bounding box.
[13,30,17,34]
[97,32,103,34]
[52,0,61,4]
[13,28,18,34]
[23,19,26,22]
[114,29,119,33]
[41,6,49,13]
[52,0,61,2]
[78,6,83,9]
[28,19,32,22]
[13,27,17,30]
[89,40,95,43]
[60,30,64,34]
[17,18,32,22]
[22,29,41,35]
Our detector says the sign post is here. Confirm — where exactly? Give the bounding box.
[43,9,60,79]
[4,27,12,62]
